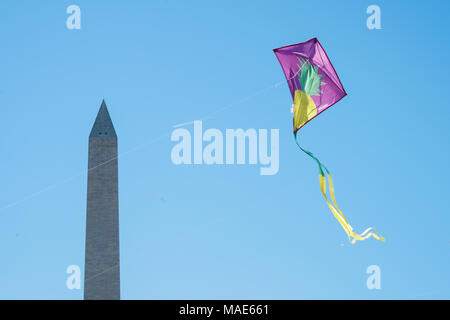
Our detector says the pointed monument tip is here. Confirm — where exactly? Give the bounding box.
[89,100,117,138]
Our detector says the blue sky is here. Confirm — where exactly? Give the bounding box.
[0,0,449,299]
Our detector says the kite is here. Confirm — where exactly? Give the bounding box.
[273,38,384,244]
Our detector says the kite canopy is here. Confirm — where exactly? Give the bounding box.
[273,38,347,133]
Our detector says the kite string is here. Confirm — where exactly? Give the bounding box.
[0,132,171,213]
[1,69,306,288]
[0,72,302,291]
[0,70,299,214]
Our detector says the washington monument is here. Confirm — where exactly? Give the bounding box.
[84,100,120,300]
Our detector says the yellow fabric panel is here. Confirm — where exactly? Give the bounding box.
[294,90,317,131]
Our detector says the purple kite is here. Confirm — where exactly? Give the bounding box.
[273,38,384,244]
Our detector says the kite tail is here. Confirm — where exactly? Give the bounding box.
[294,132,384,244]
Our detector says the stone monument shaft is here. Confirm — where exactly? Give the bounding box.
[84,100,120,300]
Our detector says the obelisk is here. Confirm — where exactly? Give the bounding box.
[84,100,120,300]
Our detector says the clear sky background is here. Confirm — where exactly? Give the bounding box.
[0,0,449,299]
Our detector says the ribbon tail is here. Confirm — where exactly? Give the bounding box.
[294,133,384,244]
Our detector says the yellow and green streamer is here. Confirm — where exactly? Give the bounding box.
[294,133,384,244]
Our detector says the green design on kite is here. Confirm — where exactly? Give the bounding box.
[297,57,326,97]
